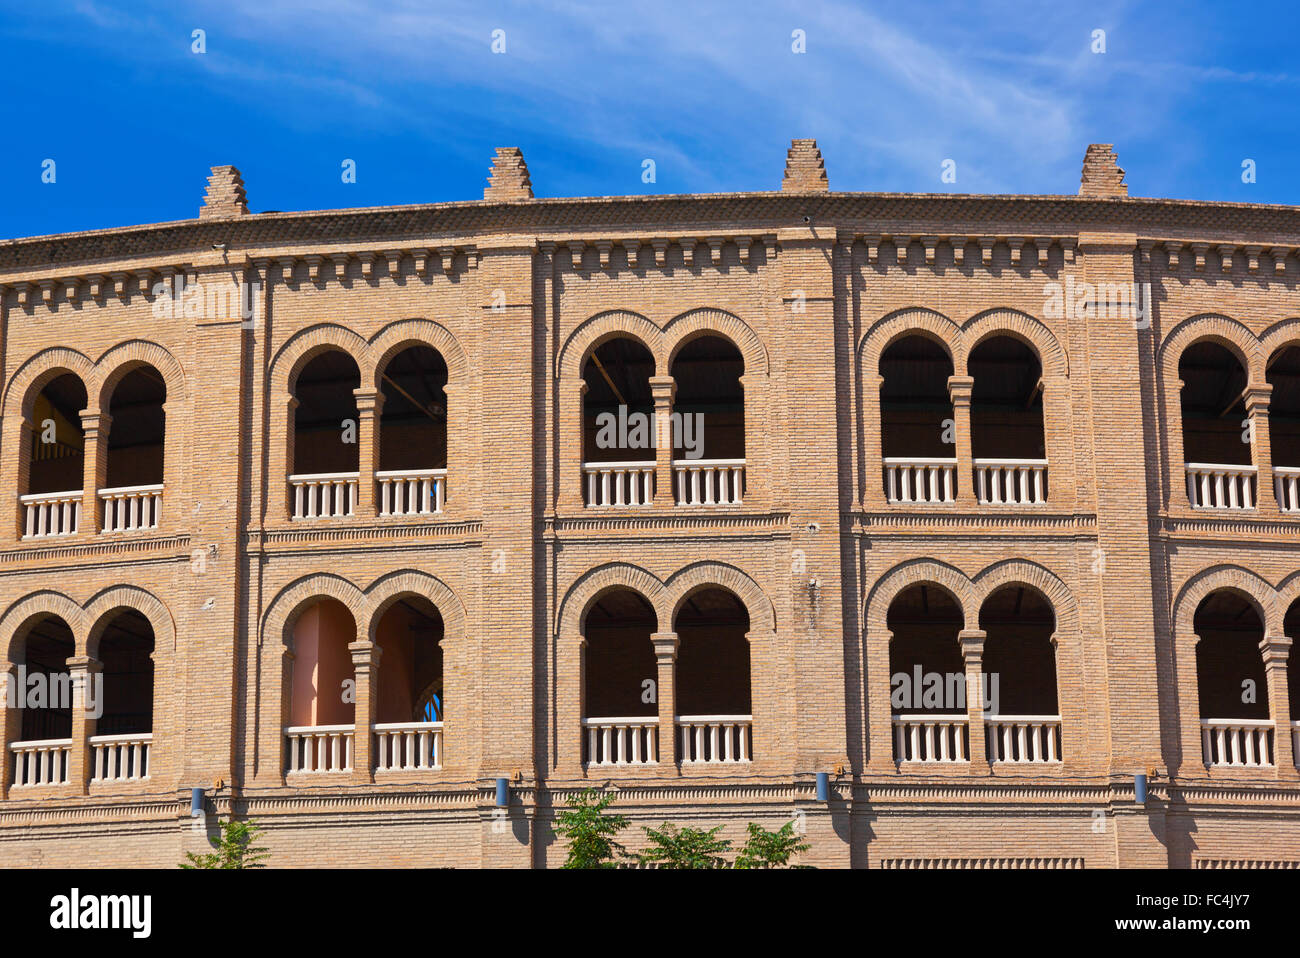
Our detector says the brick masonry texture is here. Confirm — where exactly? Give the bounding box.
[0,141,1299,868]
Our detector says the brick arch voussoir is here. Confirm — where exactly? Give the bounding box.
[556,563,668,640]
[367,318,468,391]
[865,559,976,635]
[663,307,769,377]
[963,308,1068,380]
[270,324,371,396]
[664,560,776,633]
[859,308,962,378]
[83,584,176,659]
[1260,317,1300,368]
[0,591,86,664]
[94,340,187,411]
[3,348,97,421]
[1173,565,1280,640]
[971,558,1079,637]
[362,569,466,645]
[261,573,366,650]
[558,310,663,380]
[1160,313,1262,386]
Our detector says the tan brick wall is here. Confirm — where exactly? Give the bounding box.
[0,143,1298,867]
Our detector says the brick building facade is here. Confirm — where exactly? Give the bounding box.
[1,140,1298,868]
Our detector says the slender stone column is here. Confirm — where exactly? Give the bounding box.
[947,376,975,504]
[1245,385,1278,513]
[349,640,382,783]
[67,655,102,794]
[649,376,677,506]
[651,632,679,769]
[1260,634,1295,777]
[959,629,988,768]
[79,411,111,535]
[353,389,383,517]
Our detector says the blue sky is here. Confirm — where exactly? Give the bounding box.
[1,0,1297,240]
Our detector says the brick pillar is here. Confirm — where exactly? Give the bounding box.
[557,633,585,777]
[67,655,102,794]
[277,393,299,520]
[959,629,988,768]
[1261,634,1295,777]
[737,373,765,505]
[349,640,381,783]
[948,376,975,504]
[4,416,34,537]
[0,662,18,799]
[79,411,110,535]
[651,631,679,769]
[649,375,676,506]
[353,389,383,517]
[559,379,586,509]
[1246,385,1278,513]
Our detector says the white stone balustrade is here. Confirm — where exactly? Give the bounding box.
[20,490,81,539]
[10,738,72,786]
[892,714,969,763]
[583,461,655,507]
[676,714,752,763]
[373,721,443,771]
[377,469,446,516]
[289,473,358,519]
[885,457,956,503]
[985,715,1061,763]
[583,717,659,766]
[673,459,745,506]
[1201,718,1274,767]
[974,458,1048,505]
[1274,466,1300,512]
[1186,463,1256,510]
[98,484,163,533]
[89,732,152,782]
[286,725,354,773]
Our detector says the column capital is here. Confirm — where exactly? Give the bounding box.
[78,411,111,435]
[958,629,986,661]
[648,376,677,402]
[352,388,385,415]
[1260,633,1293,665]
[1244,383,1273,414]
[348,640,383,670]
[651,631,679,662]
[65,655,102,675]
[947,375,974,404]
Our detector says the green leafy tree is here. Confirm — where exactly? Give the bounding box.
[734,821,811,869]
[553,788,629,869]
[181,818,270,869]
[636,823,732,869]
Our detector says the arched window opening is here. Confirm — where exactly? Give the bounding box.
[291,351,361,519]
[1180,342,1251,470]
[377,346,449,516]
[674,587,752,763]
[9,615,75,786]
[17,615,75,742]
[1195,590,1271,768]
[880,336,955,503]
[286,598,357,772]
[373,597,444,771]
[95,610,155,735]
[91,609,155,782]
[670,337,746,506]
[1286,599,1300,724]
[970,336,1046,505]
[583,588,657,766]
[103,366,166,532]
[979,585,1061,763]
[1267,347,1300,510]
[27,374,87,495]
[886,584,967,763]
[582,338,655,506]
